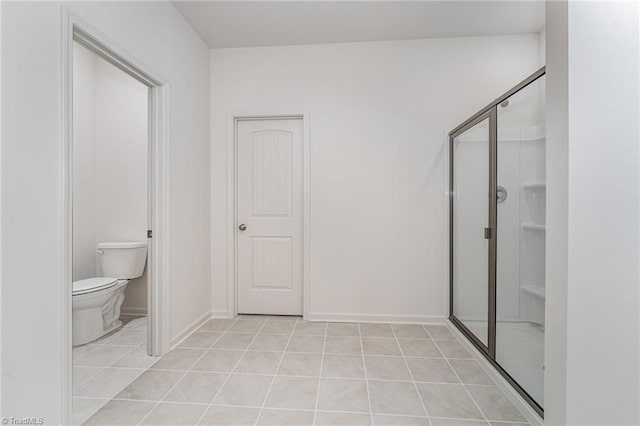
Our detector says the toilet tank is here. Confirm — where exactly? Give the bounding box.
[97,241,148,279]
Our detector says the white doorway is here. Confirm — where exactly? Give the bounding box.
[64,24,171,360]
[62,16,171,423]
[236,118,304,315]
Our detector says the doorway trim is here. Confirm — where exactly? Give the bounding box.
[61,9,171,423]
[225,113,310,319]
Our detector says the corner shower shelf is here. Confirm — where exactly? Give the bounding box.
[522,182,546,190]
[522,285,546,300]
[522,223,546,232]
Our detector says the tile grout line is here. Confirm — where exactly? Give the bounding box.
[170,333,449,341]
[193,316,268,426]
[73,365,106,392]
[252,318,300,426]
[75,369,506,386]
[311,323,328,426]
[391,325,433,426]
[93,319,142,345]
[357,323,374,425]
[137,317,238,426]
[101,325,147,346]
[76,395,530,424]
[72,345,101,363]
[76,373,497,384]
[425,326,491,425]
[173,343,477,359]
[73,341,132,364]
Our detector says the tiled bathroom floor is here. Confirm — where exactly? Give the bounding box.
[77,316,531,425]
[73,316,153,424]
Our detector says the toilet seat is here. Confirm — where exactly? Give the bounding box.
[73,277,119,296]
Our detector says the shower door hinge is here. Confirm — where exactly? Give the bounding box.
[484,227,492,239]
[147,230,153,238]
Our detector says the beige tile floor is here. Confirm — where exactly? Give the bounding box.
[75,316,531,426]
[73,316,153,424]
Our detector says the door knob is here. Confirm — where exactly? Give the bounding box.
[239,224,247,231]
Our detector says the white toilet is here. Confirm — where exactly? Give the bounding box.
[72,241,148,346]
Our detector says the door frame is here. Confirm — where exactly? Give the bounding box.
[225,113,310,318]
[61,9,171,423]
[448,108,497,358]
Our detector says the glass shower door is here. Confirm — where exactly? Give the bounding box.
[496,75,546,409]
[449,68,545,416]
[451,115,492,348]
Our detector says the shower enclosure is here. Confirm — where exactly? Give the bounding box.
[449,67,545,416]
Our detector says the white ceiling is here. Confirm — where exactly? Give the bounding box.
[172,1,545,49]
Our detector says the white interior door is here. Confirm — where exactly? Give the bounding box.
[237,118,303,315]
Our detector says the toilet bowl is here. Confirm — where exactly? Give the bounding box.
[72,241,148,346]
[72,278,129,346]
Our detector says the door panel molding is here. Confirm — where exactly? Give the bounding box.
[225,112,310,318]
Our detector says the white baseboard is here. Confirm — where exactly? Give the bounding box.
[446,319,543,426]
[169,310,212,349]
[306,312,447,324]
[211,309,232,319]
[121,307,148,316]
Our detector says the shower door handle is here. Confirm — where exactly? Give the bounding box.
[497,185,508,203]
[484,227,492,239]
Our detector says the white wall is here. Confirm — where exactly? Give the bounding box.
[545,1,640,424]
[538,30,546,70]
[211,35,541,321]
[73,42,149,313]
[1,2,210,422]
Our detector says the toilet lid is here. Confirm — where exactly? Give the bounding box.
[73,277,118,295]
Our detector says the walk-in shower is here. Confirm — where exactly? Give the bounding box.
[449,68,545,416]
